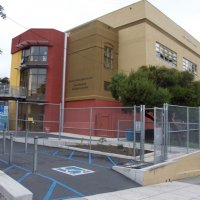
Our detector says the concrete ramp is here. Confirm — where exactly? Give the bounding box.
[113,150,200,186]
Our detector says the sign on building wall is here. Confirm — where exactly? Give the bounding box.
[0,105,8,131]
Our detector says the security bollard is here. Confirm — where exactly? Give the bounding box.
[3,131,6,154]
[9,133,14,164]
[33,136,38,173]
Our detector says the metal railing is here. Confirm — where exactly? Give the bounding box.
[0,85,27,98]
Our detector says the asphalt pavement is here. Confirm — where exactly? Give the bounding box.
[0,138,139,200]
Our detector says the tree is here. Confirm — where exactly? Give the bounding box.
[109,72,127,101]
[110,66,199,107]
[0,77,9,85]
[0,5,6,19]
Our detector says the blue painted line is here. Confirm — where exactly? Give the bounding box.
[107,156,117,166]
[88,152,92,165]
[13,164,30,173]
[54,154,110,169]
[3,165,15,172]
[38,149,112,169]
[0,158,8,164]
[52,151,59,157]
[55,195,80,200]
[41,151,52,156]
[37,173,85,198]
[17,172,31,183]
[43,181,57,200]
[52,197,75,200]
[67,151,74,159]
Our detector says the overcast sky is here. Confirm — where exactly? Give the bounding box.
[0,0,200,78]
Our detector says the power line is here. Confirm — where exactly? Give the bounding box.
[6,15,128,73]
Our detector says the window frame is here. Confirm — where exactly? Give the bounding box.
[182,57,197,76]
[104,45,113,69]
[155,42,177,67]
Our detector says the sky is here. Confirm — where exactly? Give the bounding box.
[0,0,200,78]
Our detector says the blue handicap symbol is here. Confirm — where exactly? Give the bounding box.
[0,105,4,114]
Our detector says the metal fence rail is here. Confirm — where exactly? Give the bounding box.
[0,100,200,164]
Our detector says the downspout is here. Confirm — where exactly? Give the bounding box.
[61,32,68,135]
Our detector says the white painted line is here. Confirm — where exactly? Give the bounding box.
[52,166,95,176]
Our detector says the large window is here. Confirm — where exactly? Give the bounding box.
[20,68,46,98]
[183,58,197,76]
[155,42,177,67]
[21,46,48,63]
[104,46,113,69]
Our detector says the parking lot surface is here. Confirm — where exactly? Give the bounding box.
[0,138,139,200]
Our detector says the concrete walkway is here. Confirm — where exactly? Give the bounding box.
[73,177,200,200]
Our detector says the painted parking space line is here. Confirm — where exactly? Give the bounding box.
[3,164,15,172]
[43,181,57,200]
[107,156,117,166]
[17,172,31,183]
[0,157,85,200]
[52,166,95,176]
[37,173,85,199]
[0,158,8,164]
[51,151,59,157]
[67,151,75,159]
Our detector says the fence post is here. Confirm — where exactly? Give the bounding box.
[59,103,62,140]
[199,107,200,149]
[15,100,19,135]
[33,136,38,173]
[89,108,93,151]
[25,131,28,153]
[163,103,169,161]
[153,107,156,163]
[9,133,14,164]
[186,107,189,153]
[6,101,10,132]
[140,105,145,162]
[133,105,136,158]
[117,120,120,141]
[3,130,6,154]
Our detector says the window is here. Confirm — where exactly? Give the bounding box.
[104,81,111,91]
[104,46,113,69]
[21,46,48,63]
[183,58,197,75]
[155,42,177,67]
[20,68,46,98]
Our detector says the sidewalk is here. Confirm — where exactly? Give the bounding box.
[73,177,200,200]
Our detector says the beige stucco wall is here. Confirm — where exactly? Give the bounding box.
[118,22,146,73]
[98,0,145,29]
[145,0,200,56]
[114,151,200,186]
[67,21,118,101]
[143,151,200,185]
[65,0,200,101]
[145,23,200,78]
[98,0,200,56]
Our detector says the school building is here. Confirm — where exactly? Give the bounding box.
[4,0,200,133]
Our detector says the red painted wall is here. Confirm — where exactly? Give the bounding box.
[65,99,122,108]
[12,29,65,132]
[12,28,65,104]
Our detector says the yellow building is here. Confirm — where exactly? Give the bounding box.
[66,0,200,107]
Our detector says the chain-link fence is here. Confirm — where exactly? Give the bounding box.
[1,100,200,164]
[167,104,200,154]
[62,106,151,162]
[154,107,164,163]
